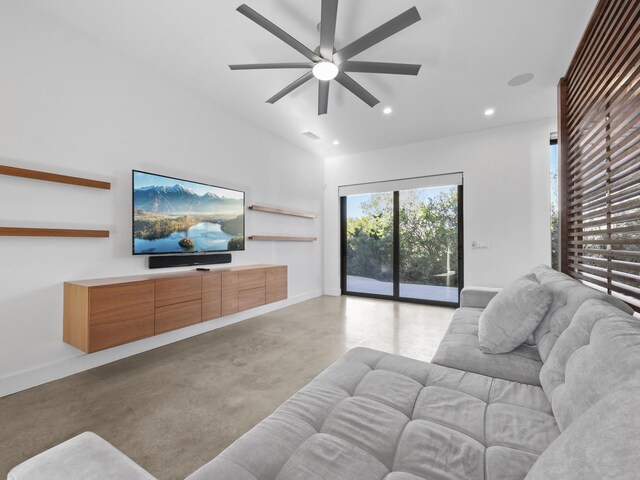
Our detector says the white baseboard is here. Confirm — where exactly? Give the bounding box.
[0,289,323,398]
[324,287,342,296]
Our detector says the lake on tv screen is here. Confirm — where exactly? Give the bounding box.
[133,172,244,254]
[134,222,239,254]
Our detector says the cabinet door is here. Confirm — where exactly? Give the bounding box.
[266,266,288,304]
[238,268,266,290]
[221,271,239,315]
[89,281,155,352]
[155,300,202,334]
[202,272,222,320]
[238,287,266,311]
[155,275,201,307]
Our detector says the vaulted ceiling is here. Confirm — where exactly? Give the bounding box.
[22,0,597,157]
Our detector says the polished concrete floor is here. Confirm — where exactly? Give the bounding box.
[0,296,454,480]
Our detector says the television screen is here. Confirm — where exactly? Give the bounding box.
[132,170,245,255]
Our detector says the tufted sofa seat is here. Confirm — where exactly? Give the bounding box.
[186,347,559,480]
[431,306,544,385]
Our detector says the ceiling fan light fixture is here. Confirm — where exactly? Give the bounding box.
[312,61,339,81]
[231,3,422,114]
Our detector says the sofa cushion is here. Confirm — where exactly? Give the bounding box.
[539,299,640,431]
[525,386,640,480]
[187,347,560,480]
[478,274,552,354]
[432,308,543,385]
[530,265,634,362]
[7,432,157,480]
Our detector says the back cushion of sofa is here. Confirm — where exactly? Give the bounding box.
[539,299,640,431]
[530,265,634,362]
[525,386,640,480]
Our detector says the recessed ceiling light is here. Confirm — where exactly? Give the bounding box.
[332,140,340,145]
[484,108,496,117]
[312,61,339,81]
[383,106,393,115]
[508,73,534,87]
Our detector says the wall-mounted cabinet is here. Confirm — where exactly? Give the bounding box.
[64,264,287,353]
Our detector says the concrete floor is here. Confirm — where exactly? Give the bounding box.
[0,296,454,480]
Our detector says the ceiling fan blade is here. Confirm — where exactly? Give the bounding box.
[333,7,421,64]
[334,72,379,107]
[230,63,314,70]
[318,81,330,115]
[319,0,339,60]
[266,71,314,104]
[237,4,322,62]
[341,61,421,76]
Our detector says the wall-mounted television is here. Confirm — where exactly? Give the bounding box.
[132,170,245,255]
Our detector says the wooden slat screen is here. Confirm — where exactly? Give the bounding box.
[559,0,640,312]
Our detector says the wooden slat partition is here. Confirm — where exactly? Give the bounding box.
[559,0,640,312]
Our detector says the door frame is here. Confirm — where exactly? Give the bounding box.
[340,185,464,308]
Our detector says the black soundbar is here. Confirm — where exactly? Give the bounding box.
[148,253,232,269]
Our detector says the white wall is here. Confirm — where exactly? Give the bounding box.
[324,119,555,295]
[0,3,323,397]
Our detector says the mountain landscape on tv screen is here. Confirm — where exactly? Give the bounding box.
[134,184,242,214]
[133,179,244,255]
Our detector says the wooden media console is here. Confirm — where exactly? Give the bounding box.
[63,264,287,353]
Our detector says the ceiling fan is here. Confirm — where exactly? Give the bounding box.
[229,1,422,115]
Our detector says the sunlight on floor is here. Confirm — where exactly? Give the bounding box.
[343,296,454,362]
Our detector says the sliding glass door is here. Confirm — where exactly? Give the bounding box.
[344,192,394,296]
[341,180,463,307]
[399,186,460,303]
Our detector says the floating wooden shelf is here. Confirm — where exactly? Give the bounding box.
[249,205,316,219]
[249,235,317,242]
[0,227,110,238]
[0,165,111,190]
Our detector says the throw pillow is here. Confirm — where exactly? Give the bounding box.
[479,274,553,354]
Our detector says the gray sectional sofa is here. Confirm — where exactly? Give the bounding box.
[431,265,634,386]
[9,266,640,480]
